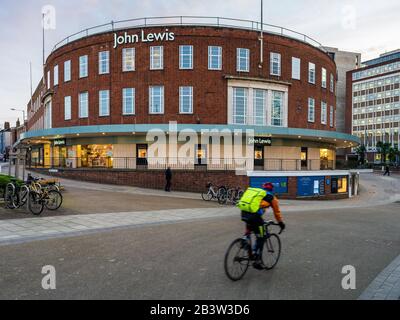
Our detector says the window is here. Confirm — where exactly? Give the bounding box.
[270,52,281,76]
[79,55,88,78]
[208,46,222,70]
[308,98,315,122]
[179,86,193,114]
[64,96,71,120]
[47,70,51,89]
[321,101,327,124]
[149,86,164,114]
[253,89,266,125]
[53,65,59,86]
[237,48,250,72]
[330,105,334,127]
[292,57,301,80]
[64,60,71,82]
[233,88,247,124]
[79,92,89,118]
[122,48,135,72]
[99,90,110,116]
[308,62,316,84]
[123,88,135,115]
[271,91,283,126]
[330,73,334,92]
[179,45,193,70]
[322,68,327,88]
[99,51,109,74]
[150,46,163,70]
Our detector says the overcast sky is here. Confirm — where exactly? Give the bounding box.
[0,0,399,126]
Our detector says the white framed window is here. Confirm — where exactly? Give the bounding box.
[123,88,135,115]
[179,45,193,70]
[99,90,110,116]
[322,68,327,88]
[79,92,89,118]
[79,55,88,78]
[253,89,266,125]
[321,101,327,125]
[237,48,250,72]
[64,60,71,82]
[122,48,135,72]
[64,96,71,120]
[179,86,193,114]
[330,105,334,127]
[233,87,247,125]
[330,73,335,92]
[208,46,222,70]
[53,65,59,86]
[308,62,316,84]
[308,97,315,122]
[292,57,301,80]
[99,51,110,74]
[149,86,164,114]
[271,91,284,126]
[270,52,281,76]
[150,46,163,70]
[47,70,51,89]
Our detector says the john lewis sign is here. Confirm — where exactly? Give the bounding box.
[113,29,175,48]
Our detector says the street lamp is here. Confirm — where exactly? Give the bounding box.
[10,108,26,123]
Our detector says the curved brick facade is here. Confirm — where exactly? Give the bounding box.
[28,25,337,131]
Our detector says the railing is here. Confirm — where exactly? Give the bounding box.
[27,157,335,171]
[51,16,326,53]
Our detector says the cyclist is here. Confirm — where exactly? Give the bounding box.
[244,182,286,270]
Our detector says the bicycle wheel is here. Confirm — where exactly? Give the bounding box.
[45,190,63,211]
[28,191,44,216]
[18,185,30,207]
[201,190,213,201]
[218,190,228,204]
[4,184,18,209]
[224,238,250,281]
[261,234,281,270]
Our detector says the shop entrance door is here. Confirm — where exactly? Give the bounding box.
[254,145,264,170]
[136,144,148,167]
[301,147,308,170]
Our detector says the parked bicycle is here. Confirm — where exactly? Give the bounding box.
[219,187,244,205]
[201,183,228,202]
[26,177,63,216]
[224,220,283,281]
[4,178,30,209]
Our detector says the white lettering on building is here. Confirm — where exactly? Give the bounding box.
[113,29,175,48]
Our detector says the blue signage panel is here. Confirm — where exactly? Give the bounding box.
[249,177,288,194]
[297,176,325,197]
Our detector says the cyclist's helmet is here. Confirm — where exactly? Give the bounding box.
[262,182,274,191]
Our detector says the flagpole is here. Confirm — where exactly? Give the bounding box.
[259,0,264,68]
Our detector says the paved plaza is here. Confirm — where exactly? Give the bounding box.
[0,172,399,300]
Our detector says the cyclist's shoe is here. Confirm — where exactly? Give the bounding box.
[253,260,264,270]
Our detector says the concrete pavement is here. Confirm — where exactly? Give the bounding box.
[0,202,399,300]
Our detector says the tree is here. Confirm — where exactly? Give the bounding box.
[355,145,366,165]
[376,141,391,164]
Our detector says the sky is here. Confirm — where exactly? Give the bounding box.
[0,0,399,126]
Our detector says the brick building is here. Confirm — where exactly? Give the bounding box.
[19,17,359,198]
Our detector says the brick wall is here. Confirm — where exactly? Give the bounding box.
[28,25,337,132]
[31,168,349,200]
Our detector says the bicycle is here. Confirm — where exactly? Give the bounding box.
[224,220,283,281]
[221,187,244,205]
[201,183,227,202]
[4,178,30,209]
[27,182,63,216]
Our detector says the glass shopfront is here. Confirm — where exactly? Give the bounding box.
[80,144,113,168]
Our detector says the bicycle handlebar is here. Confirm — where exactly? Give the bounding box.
[265,221,284,235]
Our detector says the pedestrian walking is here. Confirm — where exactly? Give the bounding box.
[383,165,390,176]
[165,167,172,192]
